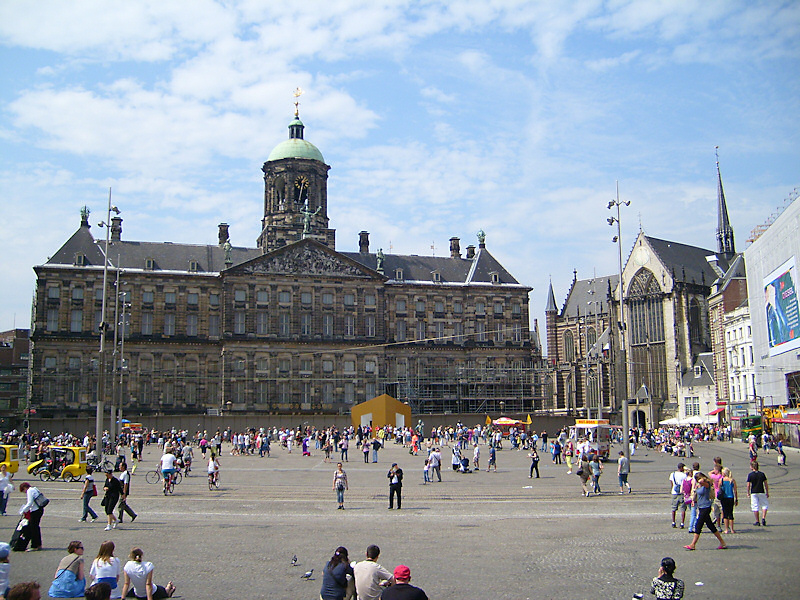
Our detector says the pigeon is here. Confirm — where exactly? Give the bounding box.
[291,555,298,567]
[301,569,314,580]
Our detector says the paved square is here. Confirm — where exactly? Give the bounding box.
[4,437,797,599]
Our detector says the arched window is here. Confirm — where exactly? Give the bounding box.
[564,330,575,362]
[689,298,701,345]
[586,327,597,353]
[628,269,667,401]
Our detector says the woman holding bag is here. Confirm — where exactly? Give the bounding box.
[80,466,99,522]
[0,463,13,515]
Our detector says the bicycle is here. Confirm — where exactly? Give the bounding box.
[208,470,219,490]
[163,471,176,495]
[146,469,182,486]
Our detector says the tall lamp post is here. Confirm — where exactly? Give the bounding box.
[96,190,120,460]
[607,183,631,463]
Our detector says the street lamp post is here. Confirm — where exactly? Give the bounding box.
[96,189,120,460]
[608,182,631,464]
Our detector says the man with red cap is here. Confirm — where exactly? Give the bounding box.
[380,565,427,600]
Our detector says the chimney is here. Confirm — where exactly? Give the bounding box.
[359,231,370,254]
[110,216,122,241]
[449,237,461,259]
[466,245,476,259]
[218,223,230,246]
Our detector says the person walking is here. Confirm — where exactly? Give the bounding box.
[340,436,349,462]
[353,545,393,600]
[380,565,427,600]
[0,464,14,516]
[116,463,137,524]
[578,454,591,496]
[617,451,631,494]
[719,467,738,534]
[387,463,403,510]
[564,439,575,474]
[333,463,348,510]
[528,448,540,478]
[371,438,381,463]
[428,448,442,482]
[17,482,45,551]
[746,460,769,526]
[80,467,98,523]
[589,454,603,494]
[101,470,122,531]
[684,471,726,550]
[487,445,497,472]
[472,444,480,471]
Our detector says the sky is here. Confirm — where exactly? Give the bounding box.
[1,0,798,337]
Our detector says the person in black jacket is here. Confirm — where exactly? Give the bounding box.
[388,463,403,510]
[102,470,122,531]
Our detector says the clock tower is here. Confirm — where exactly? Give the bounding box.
[257,103,335,252]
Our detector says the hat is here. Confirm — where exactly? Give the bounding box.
[0,543,10,559]
[393,565,411,581]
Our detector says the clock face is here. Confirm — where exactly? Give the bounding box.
[633,246,650,267]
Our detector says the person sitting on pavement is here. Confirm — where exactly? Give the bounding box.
[380,565,427,600]
[353,544,393,600]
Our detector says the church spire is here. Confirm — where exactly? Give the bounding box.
[715,146,735,258]
[545,278,558,313]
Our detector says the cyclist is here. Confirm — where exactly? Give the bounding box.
[207,453,220,487]
[160,449,178,493]
[180,444,194,476]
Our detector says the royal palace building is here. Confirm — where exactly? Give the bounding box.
[29,111,543,418]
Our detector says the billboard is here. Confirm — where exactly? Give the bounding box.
[763,256,800,357]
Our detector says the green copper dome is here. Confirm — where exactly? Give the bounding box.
[267,138,325,162]
[267,116,325,162]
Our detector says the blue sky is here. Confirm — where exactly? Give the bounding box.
[1,0,798,334]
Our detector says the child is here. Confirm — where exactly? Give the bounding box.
[423,459,430,484]
[0,542,10,599]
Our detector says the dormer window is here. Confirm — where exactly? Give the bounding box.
[145,257,155,271]
[432,271,441,283]
[490,271,500,284]
[74,253,86,266]
[395,268,404,280]
[694,366,702,377]
[188,260,199,272]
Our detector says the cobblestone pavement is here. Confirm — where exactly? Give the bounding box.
[3,438,798,599]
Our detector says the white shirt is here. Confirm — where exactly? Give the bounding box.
[669,470,687,494]
[160,454,177,471]
[90,557,122,599]
[353,560,393,600]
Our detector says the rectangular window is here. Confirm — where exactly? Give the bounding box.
[344,293,355,306]
[323,382,334,403]
[301,292,312,305]
[300,358,312,373]
[209,293,220,307]
[494,322,504,343]
[415,300,425,313]
[279,313,290,336]
[435,321,444,340]
[234,289,247,302]
[70,309,83,332]
[46,309,59,331]
[234,311,246,335]
[453,301,462,314]
[302,382,311,404]
[187,292,199,305]
[434,301,444,313]
[44,356,57,369]
[323,314,333,338]
[278,291,291,304]
[209,314,220,337]
[513,322,523,343]
[279,358,291,373]
[323,359,334,373]
[257,312,269,335]
[257,357,269,372]
[365,315,376,337]
[494,302,503,315]
[301,313,312,336]
[453,321,464,343]
[344,382,355,404]
[344,360,356,373]
[94,287,104,301]
[365,360,376,373]
[165,291,176,305]
[685,396,700,417]
[396,299,406,313]
[142,290,154,304]
[141,312,153,335]
[365,381,376,399]
[396,320,406,342]
[48,287,60,299]
[256,381,269,404]
[345,315,355,336]
[163,313,175,336]
[186,314,198,337]
[322,292,334,305]
[476,301,485,316]
[72,287,84,300]
[68,357,81,370]
[257,290,269,304]
[185,383,197,405]
[364,294,376,307]
[416,321,425,341]
[512,304,521,315]
[476,321,486,342]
